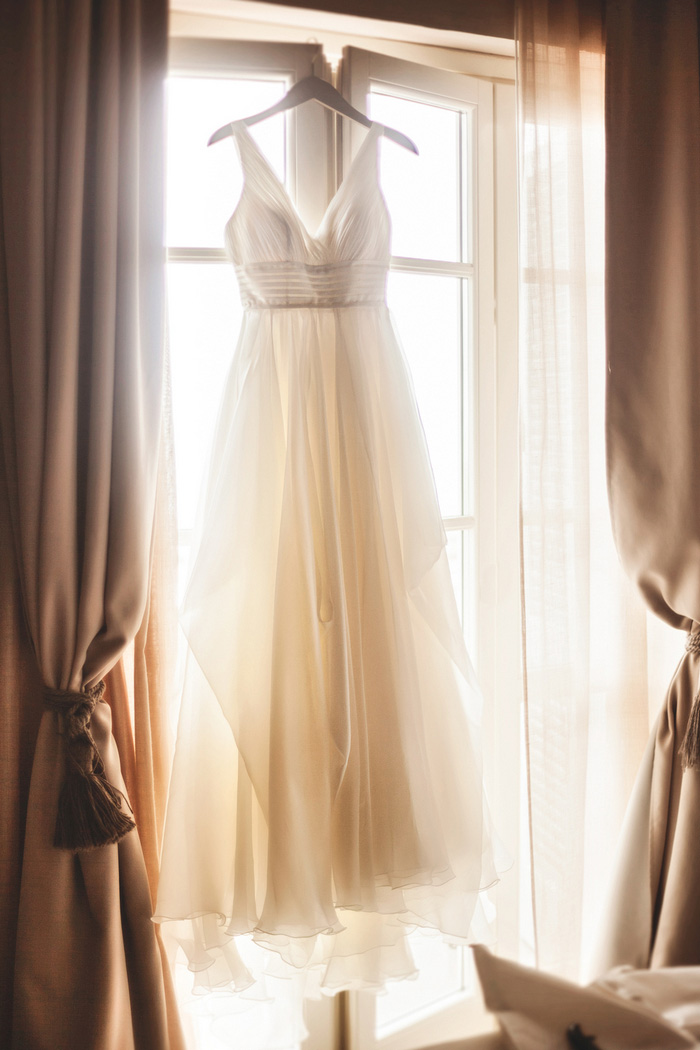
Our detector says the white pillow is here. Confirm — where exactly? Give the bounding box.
[472,945,698,1050]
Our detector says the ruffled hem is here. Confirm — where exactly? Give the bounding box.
[156,887,498,1049]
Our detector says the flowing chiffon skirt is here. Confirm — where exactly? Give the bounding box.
[155,303,503,1041]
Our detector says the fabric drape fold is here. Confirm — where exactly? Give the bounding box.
[0,0,184,1045]
[516,0,653,979]
[592,0,700,974]
[0,452,44,1048]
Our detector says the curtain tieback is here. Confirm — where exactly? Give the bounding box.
[44,681,135,851]
[679,631,700,770]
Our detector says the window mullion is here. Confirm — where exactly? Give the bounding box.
[167,247,228,262]
[390,256,474,278]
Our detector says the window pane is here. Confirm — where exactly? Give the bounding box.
[462,526,477,665]
[174,958,301,1050]
[445,528,481,676]
[370,92,461,261]
[387,272,462,517]
[166,77,287,248]
[374,937,475,1037]
[168,261,242,534]
[446,529,464,628]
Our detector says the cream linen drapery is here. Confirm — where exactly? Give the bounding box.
[0,0,183,1046]
[591,0,700,973]
[516,0,655,978]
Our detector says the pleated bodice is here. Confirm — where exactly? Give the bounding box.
[224,121,390,309]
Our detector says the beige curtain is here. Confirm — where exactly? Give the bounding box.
[592,0,700,973]
[516,0,655,979]
[0,0,183,1046]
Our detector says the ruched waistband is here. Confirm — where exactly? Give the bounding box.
[236,260,387,309]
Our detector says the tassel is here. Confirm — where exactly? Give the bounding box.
[45,680,136,851]
[680,631,700,770]
[680,691,700,770]
[54,763,136,852]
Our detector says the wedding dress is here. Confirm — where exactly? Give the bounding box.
[155,121,502,1043]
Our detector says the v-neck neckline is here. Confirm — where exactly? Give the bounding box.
[231,120,382,244]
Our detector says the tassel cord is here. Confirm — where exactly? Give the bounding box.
[45,681,136,851]
[679,631,700,770]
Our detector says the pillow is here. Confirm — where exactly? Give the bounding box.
[472,945,697,1050]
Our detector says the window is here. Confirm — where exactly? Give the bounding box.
[166,20,518,1050]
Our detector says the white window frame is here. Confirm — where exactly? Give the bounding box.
[167,37,332,256]
[166,40,344,1050]
[340,47,519,1050]
[166,20,519,1050]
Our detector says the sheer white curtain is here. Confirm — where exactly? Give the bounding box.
[515,0,667,979]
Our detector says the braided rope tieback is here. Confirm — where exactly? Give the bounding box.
[686,632,700,656]
[45,681,135,851]
[680,631,700,770]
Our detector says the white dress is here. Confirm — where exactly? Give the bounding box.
[155,121,501,1040]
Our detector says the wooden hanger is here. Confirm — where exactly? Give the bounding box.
[208,75,418,154]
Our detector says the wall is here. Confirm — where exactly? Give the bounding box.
[263,0,515,38]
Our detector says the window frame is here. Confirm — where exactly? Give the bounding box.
[166,25,519,1050]
[167,37,332,258]
[340,47,520,1050]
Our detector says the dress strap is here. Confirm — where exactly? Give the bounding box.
[229,120,279,186]
[362,121,383,186]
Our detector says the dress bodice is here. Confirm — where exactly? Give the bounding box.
[224,122,391,309]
